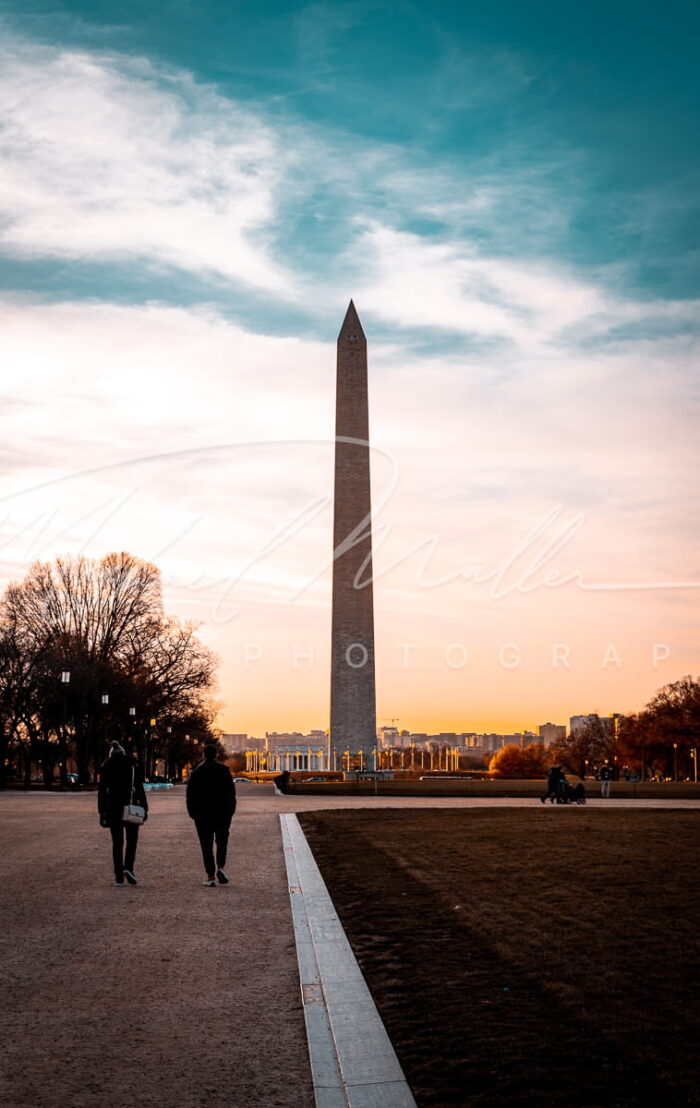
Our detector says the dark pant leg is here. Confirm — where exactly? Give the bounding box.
[124,823,139,871]
[195,821,216,876]
[109,822,125,879]
[214,821,231,869]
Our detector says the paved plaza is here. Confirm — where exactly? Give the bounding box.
[1,786,698,1108]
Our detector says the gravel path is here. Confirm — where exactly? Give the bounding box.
[0,787,313,1108]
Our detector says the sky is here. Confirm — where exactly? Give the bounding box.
[1,0,699,736]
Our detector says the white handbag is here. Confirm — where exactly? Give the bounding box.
[122,765,146,825]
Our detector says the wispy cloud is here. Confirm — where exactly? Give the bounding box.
[352,223,700,351]
[2,30,697,355]
[0,27,698,732]
[0,37,292,291]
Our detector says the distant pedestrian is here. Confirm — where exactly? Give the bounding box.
[541,764,563,804]
[98,741,148,886]
[186,745,236,886]
[556,770,570,803]
[599,762,614,798]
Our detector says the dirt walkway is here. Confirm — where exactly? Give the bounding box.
[0,788,313,1108]
[2,786,698,1108]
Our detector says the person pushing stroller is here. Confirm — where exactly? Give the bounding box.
[556,770,586,804]
[541,765,586,805]
[541,764,563,804]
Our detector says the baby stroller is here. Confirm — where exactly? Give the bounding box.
[556,779,587,805]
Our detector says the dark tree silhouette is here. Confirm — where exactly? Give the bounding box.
[0,552,218,785]
[550,715,616,779]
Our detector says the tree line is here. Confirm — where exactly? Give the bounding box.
[0,552,220,787]
[489,676,700,780]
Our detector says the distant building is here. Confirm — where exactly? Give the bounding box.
[378,726,400,749]
[570,714,620,736]
[570,714,594,734]
[461,732,534,753]
[242,730,334,773]
[461,733,479,748]
[221,733,248,752]
[538,722,566,746]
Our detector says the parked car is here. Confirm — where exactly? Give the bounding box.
[66,773,80,789]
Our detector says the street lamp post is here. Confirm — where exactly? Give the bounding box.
[59,670,71,788]
[98,693,109,765]
[673,742,678,782]
[128,707,137,767]
[147,717,156,781]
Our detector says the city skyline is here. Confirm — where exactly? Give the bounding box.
[225,714,610,747]
[0,2,698,735]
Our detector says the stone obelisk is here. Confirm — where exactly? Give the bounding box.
[329,301,376,769]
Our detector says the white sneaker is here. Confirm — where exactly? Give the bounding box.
[202,878,216,887]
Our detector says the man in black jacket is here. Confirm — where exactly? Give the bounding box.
[599,761,614,798]
[186,745,236,886]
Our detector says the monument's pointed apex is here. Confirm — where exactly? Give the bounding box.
[338,299,366,343]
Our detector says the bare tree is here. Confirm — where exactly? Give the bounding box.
[550,716,615,779]
[0,552,219,785]
[642,676,700,779]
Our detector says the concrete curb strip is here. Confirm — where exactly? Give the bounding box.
[280,813,417,1108]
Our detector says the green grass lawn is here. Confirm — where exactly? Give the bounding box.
[299,808,700,1107]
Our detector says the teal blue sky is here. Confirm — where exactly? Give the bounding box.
[2,0,699,317]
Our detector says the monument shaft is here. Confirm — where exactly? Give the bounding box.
[330,302,376,764]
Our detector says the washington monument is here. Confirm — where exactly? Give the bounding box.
[329,301,376,767]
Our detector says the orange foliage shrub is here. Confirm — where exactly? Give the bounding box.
[489,742,551,779]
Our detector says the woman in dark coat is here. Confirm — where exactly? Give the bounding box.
[98,742,148,886]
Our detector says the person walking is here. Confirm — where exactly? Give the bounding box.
[186,745,236,886]
[541,764,563,804]
[599,762,614,798]
[98,741,148,886]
